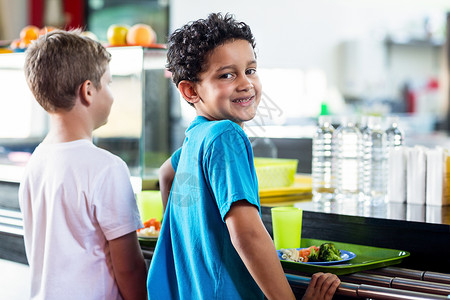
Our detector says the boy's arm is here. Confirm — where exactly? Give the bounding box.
[109,231,148,300]
[225,201,295,300]
[159,157,175,212]
[225,201,340,300]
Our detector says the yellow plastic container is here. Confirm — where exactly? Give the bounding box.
[136,190,163,222]
[254,158,299,189]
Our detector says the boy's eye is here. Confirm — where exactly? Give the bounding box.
[246,68,257,75]
[220,73,234,79]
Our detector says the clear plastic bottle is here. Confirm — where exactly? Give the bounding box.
[385,116,404,148]
[358,115,370,195]
[357,115,369,135]
[312,116,335,202]
[332,116,362,201]
[251,137,278,158]
[363,116,388,205]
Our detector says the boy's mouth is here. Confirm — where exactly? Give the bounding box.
[232,95,254,104]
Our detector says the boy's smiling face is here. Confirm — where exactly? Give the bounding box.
[188,39,261,127]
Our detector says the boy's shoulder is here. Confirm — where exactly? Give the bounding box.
[32,140,125,168]
[81,141,128,170]
[192,118,245,140]
[190,118,250,152]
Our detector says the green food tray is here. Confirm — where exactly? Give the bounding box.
[280,238,410,275]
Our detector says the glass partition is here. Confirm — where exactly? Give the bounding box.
[93,46,144,177]
[0,46,173,183]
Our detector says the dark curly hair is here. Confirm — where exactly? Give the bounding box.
[166,12,256,87]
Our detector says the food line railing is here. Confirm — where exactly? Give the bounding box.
[285,266,450,299]
[3,209,448,300]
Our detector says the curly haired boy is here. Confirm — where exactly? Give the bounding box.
[148,13,340,299]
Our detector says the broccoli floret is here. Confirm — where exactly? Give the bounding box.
[318,243,342,262]
[308,247,320,262]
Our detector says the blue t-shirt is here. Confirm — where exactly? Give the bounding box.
[147,116,263,299]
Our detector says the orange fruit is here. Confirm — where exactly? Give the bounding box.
[126,24,156,46]
[20,25,40,42]
[107,24,129,46]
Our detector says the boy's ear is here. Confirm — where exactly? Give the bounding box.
[178,80,200,105]
[79,80,94,106]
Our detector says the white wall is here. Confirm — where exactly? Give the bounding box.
[0,0,28,40]
[170,0,450,101]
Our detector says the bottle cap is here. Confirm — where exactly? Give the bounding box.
[367,116,382,129]
[340,115,357,126]
[318,115,333,126]
[358,115,369,128]
[385,115,400,127]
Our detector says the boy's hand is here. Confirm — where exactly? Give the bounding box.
[302,272,340,300]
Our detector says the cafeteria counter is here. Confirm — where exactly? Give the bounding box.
[260,201,450,274]
[2,181,450,298]
[138,202,450,299]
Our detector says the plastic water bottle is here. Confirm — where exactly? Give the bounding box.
[333,116,362,201]
[363,116,388,205]
[251,137,278,158]
[357,115,369,135]
[358,115,370,195]
[312,116,335,202]
[385,116,404,148]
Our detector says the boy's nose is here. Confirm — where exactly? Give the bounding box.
[237,76,254,91]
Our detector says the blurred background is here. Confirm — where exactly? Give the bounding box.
[1,0,450,178]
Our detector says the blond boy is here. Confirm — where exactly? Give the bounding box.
[20,30,147,300]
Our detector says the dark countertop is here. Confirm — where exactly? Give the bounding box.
[262,197,450,225]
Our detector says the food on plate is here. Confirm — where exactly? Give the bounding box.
[315,242,342,262]
[280,242,343,263]
[280,246,319,262]
[137,218,161,237]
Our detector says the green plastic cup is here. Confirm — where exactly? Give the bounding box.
[271,207,303,250]
[136,191,163,222]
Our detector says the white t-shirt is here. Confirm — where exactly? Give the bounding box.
[19,139,143,300]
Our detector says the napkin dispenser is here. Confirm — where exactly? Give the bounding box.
[388,146,450,206]
[406,146,426,205]
[426,147,450,206]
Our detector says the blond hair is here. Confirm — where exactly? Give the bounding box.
[24,29,111,112]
